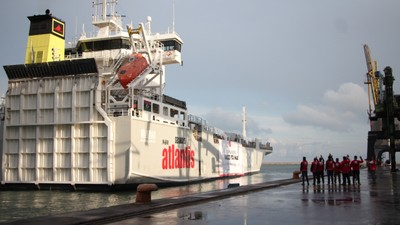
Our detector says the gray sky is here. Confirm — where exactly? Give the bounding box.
[1,0,400,162]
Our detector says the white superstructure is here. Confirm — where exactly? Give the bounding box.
[0,1,272,190]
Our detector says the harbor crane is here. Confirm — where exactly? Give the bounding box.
[364,44,399,172]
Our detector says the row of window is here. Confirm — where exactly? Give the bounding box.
[77,38,131,52]
[141,100,185,120]
[75,39,182,53]
[161,40,182,52]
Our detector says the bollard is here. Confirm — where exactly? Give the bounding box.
[136,183,158,203]
[292,171,301,179]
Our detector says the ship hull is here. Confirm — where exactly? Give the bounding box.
[116,116,269,184]
[0,70,271,190]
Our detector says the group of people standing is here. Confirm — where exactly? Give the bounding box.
[299,154,377,186]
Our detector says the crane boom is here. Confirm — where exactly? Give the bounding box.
[363,44,381,113]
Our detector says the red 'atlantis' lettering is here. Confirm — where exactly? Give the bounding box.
[168,145,174,169]
[162,145,195,170]
[175,148,181,168]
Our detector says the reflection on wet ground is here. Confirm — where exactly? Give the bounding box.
[106,167,400,225]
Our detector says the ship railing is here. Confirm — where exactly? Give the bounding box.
[241,136,257,148]
[259,142,273,150]
[65,52,83,59]
[188,114,207,126]
[92,16,122,27]
[139,90,161,101]
[225,132,255,146]
[242,140,256,148]
[188,114,225,136]
[225,132,241,143]
[153,28,182,38]
[208,126,225,137]
[107,106,130,117]
[84,50,118,61]
[135,40,163,52]
[65,49,131,62]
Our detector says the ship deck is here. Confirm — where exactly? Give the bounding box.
[3,167,399,225]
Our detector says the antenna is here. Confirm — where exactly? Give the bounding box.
[75,16,78,45]
[102,0,107,20]
[172,0,175,33]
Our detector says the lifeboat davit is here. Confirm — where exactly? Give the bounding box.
[117,53,149,89]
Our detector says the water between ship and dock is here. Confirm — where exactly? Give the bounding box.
[0,163,298,223]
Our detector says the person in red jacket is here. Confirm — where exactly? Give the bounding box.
[310,157,318,185]
[351,155,364,185]
[300,156,309,186]
[317,156,325,184]
[341,156,351,185]
[334,158,342,185]
[367,156,377,182]
[325,155,334,185]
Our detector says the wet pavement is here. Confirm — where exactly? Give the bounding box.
[3,167,400,225]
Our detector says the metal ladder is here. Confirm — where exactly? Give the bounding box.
[106,52,129,88]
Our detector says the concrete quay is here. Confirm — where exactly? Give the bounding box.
[3,167,400,225]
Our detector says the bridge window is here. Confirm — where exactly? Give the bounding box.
[77,38,130,52]
[162,40,181,52]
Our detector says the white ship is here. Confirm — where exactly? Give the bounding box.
[0,1,272,190]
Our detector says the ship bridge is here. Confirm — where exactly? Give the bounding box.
[156,34,183,65]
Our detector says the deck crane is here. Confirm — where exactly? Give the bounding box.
[363,44,384,118]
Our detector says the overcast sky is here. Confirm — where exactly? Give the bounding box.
[1,0,400,162]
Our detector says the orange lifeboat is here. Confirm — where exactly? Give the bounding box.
[117,53,149,89]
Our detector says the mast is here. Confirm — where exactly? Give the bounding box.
[242,106,247,138]
[92,0,123,37]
